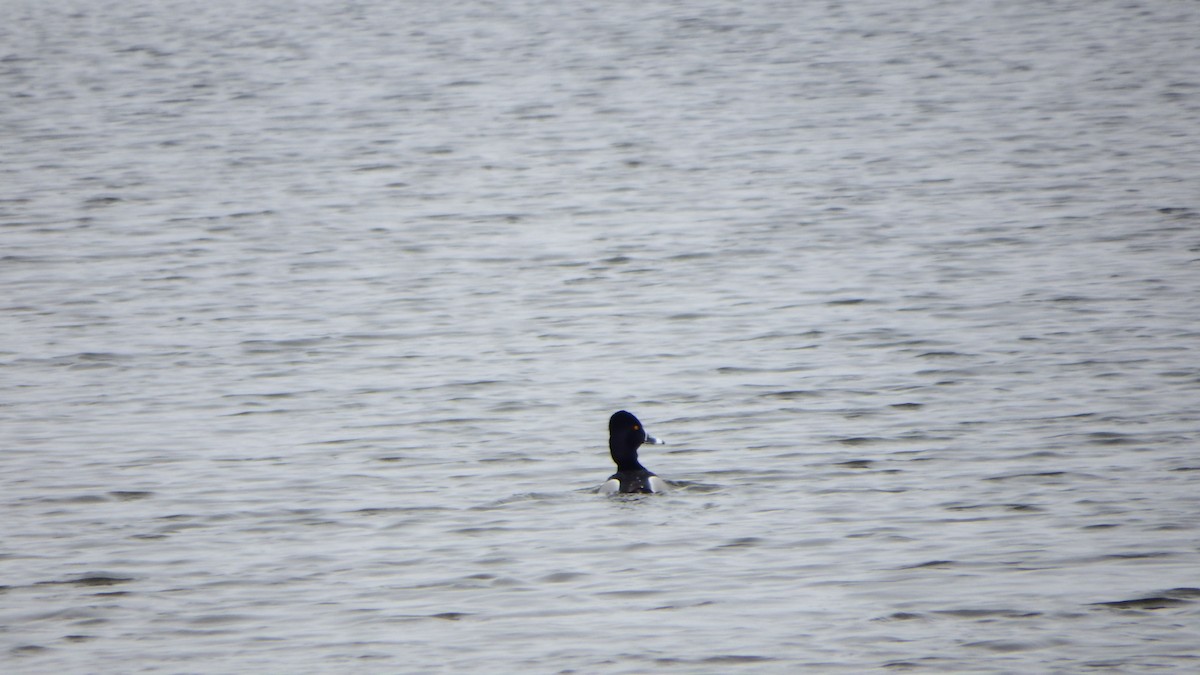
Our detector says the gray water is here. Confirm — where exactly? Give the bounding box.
[3,0,1199,672]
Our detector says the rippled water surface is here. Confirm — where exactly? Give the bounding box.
[3,0,1199,671]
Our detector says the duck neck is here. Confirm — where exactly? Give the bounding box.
[610,444,645,472]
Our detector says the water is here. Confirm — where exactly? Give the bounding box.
[2,0,1199,671]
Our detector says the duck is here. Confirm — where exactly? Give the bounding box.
[600,410,667,494]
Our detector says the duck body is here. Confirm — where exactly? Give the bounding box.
[600,469,667,494]
[600,410,667,494]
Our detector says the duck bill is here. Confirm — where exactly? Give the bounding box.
[644,434,665,445]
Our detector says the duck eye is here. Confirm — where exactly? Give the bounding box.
[632,425,640,430]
